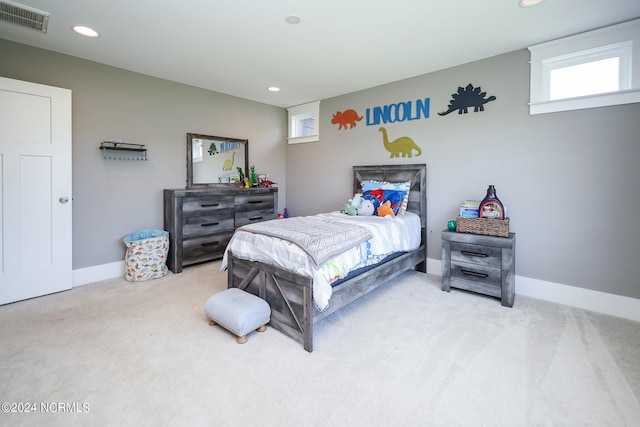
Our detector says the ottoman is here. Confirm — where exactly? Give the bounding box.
[204,288,271,344]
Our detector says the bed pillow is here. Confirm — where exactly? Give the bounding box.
[361,180,411,215]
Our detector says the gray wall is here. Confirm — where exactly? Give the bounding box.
[287,49,640,300]
[3,37,639,301]
[0,39,287,269]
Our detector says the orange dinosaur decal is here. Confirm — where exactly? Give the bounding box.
[331,109,363,130]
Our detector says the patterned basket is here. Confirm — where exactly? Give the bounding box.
[456,217,510,238]
[123,229,169,282]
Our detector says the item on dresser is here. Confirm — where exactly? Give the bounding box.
[478,185,504,219]
[441,230,515,307]
[456,216,510,237]
[459,200,480,218]
[164,187,277,273]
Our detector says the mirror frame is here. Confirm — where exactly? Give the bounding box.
[186,133,249,188]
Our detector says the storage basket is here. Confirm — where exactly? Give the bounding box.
[456,217,510,238]
[123,229,169,282]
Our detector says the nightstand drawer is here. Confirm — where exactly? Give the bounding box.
[450,242,501,268]
[183,196,234,215]
[451,260,501,288]
[183,213,234,238]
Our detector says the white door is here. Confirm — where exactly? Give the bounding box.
[0,76,72,304]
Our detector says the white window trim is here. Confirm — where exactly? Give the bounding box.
[287,100,320,144]
[528,18,640,115]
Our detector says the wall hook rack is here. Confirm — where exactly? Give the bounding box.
[100,141,148,160]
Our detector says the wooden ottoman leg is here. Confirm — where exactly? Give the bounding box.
[236,335,248,344]
[257,325,267,332]
[208,319,217,326]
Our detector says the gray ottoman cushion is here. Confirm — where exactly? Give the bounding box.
[205,288,271,339]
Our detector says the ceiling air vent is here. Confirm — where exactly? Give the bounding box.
[0,1,49,33]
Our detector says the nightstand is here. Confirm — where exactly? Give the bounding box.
[441,230,516,307]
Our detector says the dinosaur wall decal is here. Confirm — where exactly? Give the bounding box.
[379,127,422,158]
[331,109,363,130]
[438,83,496,116]
[222,151,235,171]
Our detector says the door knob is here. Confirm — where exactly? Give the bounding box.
[59,197,69,203]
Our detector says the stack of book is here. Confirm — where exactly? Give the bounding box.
[459,200,480,218]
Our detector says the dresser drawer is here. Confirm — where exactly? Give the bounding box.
[235,193,274,212]
[235,208,275,227]
[183,212,234,238]
[451,259,501,289]
[183,232,234,265]
[450,242,501,268]
[183,195,234,215]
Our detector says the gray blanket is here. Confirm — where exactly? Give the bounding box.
[238,216,373,267]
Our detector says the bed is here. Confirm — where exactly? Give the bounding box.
[222,164,427,352]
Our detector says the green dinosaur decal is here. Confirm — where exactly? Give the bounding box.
[379,127,422,158]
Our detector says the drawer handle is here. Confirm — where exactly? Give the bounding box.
[201,203,220,208]
[249,216,263,221]
[461,269,488,279]
[201,222,220,227]
[248,200,263,204]
[461,250,488,258]
[201,241,219,247]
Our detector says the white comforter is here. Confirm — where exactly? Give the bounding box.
[220,211,421,311]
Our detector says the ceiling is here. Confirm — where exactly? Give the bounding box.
[1,0,639,108]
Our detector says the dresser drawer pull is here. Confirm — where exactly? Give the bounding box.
[248,200,263,204]
[461,269,489,278]
[201,222,220,227]
[461,250,488,258]
[201,241,220,247]
[249,216,263,221]
[201,203,220,208]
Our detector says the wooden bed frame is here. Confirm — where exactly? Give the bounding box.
[227,164,427,352]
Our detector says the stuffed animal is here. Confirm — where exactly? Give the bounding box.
[350,193,363,209]
[377,200,396,218]
[361,194,380,214]
[357,199,375,216]
[340,203,357,216]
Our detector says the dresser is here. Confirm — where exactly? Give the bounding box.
[441,230,516,307]
[164,187,278,273]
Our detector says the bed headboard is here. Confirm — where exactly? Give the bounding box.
[353,164,427,229]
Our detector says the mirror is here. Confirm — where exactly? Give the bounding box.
[186,133,249,188]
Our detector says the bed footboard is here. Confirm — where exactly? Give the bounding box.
[227,251,315,351]
[227,243,426,352]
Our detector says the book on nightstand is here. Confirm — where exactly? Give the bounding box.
[459,200,480,218]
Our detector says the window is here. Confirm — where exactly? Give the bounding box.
[192,139,203,163]
[287,100,320,144]
[528,19,640,115]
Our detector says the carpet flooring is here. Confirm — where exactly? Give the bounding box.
[1,261,639,426]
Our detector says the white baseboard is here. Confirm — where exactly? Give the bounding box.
[72,261,124,287]
[427,259,640,323]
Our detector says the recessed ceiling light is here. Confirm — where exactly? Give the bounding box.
[267,86,280,92]
[72,25,99,37]
[519,0,544,7]
[285,15,301,25]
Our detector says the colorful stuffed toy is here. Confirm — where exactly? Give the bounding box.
[340,203,357,216]
[350,193,363,209]
[357,199,375,216]
[377,200,396,218]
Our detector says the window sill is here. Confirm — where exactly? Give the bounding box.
[287,135,319,144]
[529,88,640,115]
